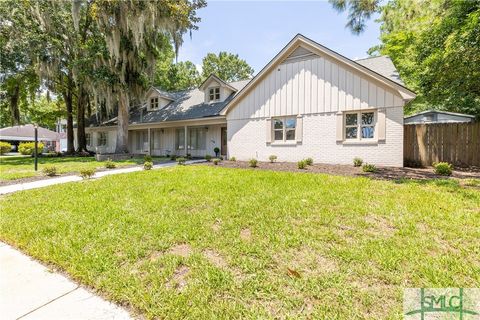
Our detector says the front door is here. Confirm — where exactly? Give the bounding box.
[221,127,227,156]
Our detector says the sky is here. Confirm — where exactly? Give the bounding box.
[177,1,382,75]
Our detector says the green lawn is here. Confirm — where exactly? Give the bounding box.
[0,166,478,319]
[0,155,166,181]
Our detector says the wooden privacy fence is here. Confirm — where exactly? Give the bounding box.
[404,122,480,167]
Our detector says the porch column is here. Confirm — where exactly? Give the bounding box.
[184,125,188,156]
[148,128,151,156]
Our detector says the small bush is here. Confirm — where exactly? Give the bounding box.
[170,154,177,161]
[42,165,57,177]
[176,157,186,165]
[186,153,192,160]
[297,160,307,169]
[214,147,220,154]
[0,141,12,155]
[304,157,313,166]
[434,162,453,176]
[213,158,221,165]
[79,168,95,179]
[19,142,44,155]
[104,159,116,169]
[353,157,363,167]
[362,163,377,173]
[205,154,212,162]
[249,158,258,168]
[269,155,277,163]
[229,156,236,161]
[143,161,153,170]
[144,155,152,162]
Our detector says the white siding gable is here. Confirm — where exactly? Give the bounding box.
[227,52,405,121]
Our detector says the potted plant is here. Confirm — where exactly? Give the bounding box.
[214,147,220,157]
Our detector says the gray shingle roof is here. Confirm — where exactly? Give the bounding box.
[355,56,404,85]
[88,80,250,127]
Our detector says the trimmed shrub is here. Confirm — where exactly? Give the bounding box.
[353,157,363,167]
[19,142,44,155]
[362,163,377,173]
[433,162,453,176]
[213,158,221,165]
[297,160,307,169]
[176,157,186,165]
[249,158,258,168]
[229,156,236,161]
[205,154,212,162]
[269,155,277,163]
[79,168,95,179]
[214,147,220,157]
[104,159,116,169]
[304,157,314,166]
[170,154,177,161]
[0,141,12,155]
[143,161,153,170]
[42,166,57,177]
[144,155,153,162]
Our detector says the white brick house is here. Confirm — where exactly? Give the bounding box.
[80,34,415,166]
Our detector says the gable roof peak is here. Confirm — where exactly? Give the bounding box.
[199,74,237,91]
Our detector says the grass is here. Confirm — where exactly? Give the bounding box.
[0,155,168,181]
[0,166,479,319]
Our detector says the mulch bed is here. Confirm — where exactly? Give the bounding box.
[199,160,480,181]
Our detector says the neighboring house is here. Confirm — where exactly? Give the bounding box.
[0,124,59,152]
[404,110,475,124]
[79,34,416,166]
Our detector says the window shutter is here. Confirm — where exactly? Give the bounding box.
[336,112,343,141]
[296,116,303,142]
[377,108,386,141]
[266,118,272,143]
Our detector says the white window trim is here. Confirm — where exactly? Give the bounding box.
[272,116,296,143]
[344,110,377,142]
[208,87,220,102]
[150,97,159,110]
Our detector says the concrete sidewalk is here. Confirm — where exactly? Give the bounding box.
[0,159,205,195]
[0,242,132,320]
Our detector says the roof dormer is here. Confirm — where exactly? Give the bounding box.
[199,74,237,103]
[145,87,174,111]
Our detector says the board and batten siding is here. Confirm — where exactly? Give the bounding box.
[227,55,404,121]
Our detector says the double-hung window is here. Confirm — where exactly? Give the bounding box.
[175,128,185,150]
[273,117,296,142]
[345,111,376,140]
[209,87,220,101]
[188,128,207,150]
[150,97,158,109]
[97,132,107,146]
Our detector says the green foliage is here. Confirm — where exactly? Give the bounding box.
[0,142,12,155]
[42,165,57,177]
[205,154,212,162]
[229,156,236,162]
[202,52,254,82]
[269,155,277,163]
[434,162,453,176]
[331,0,480,117]
[176,157,186,165]
[170,155,177,161]
[155,52,201,91]
[304,157,314,166]
[212,158,221,165]
[79,168,95,179]
[104,159,116,169]
[362,163,377,173]
[213,147,220,154]
[143,161,153,170]
[353,157,363,167]
[144,155,153,162]
[297,160,307,169]
[18,142,44,155]
[248,158,258,168]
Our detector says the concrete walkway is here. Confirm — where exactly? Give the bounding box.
[0,159,205,195]
[0,242,132,320]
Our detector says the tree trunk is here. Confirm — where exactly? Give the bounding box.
[76,86,87,152]
[115,91,129,153]
[9,83,21,126]
[63,82,75,155]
